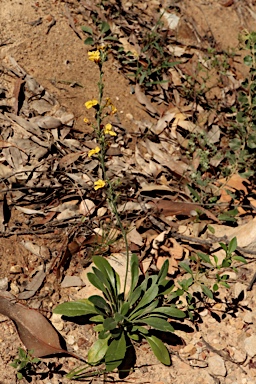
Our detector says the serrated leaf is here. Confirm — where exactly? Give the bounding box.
[53,300,97,317]
[145,335,170,365]
[105,333,126,371]
[87,337,109,364]
[138,317,174,332]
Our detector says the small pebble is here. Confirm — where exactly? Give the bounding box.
[207,355,226,376]
[0,277,8,290]
[244,335,256,357]
[10,265,22,273]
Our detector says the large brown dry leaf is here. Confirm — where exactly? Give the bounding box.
[148,198,220,223]
[0,292,66,357]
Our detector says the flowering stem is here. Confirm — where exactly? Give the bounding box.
[92,50,130,298]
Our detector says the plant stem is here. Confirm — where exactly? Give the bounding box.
[95,53,130,299]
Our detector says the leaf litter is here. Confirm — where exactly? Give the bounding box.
[1,0,256,382]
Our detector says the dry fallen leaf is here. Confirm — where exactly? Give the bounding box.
[0,292,66,357]
[148,199,220,223]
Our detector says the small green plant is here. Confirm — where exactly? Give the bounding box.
[10,348,40,380]
[54,254,185,372]
[228,30,256,177]
[175,237,247,318]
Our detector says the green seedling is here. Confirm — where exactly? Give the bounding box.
[10,348,40,381]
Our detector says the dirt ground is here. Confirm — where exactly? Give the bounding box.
[1,0,256,383]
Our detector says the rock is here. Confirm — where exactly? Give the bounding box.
[180,343,197,357]
[207,355,226,376]
[228,346,246,363]
[233,282,247,300]
[10,265,22,273]
[61,275,84,288]
[0,277,8,290]
[243,311,253,324]
[244,335,256,357]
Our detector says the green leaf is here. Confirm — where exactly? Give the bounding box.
[87,337,109,364]
[128,286,142,306]
[157,259,169,284]
[84,37,94,45]
[228,237,237,253]
[201,284,213,299]
[93,256,119,296]
[17,372,23,380]
[89,295,109,310]
[100,21,110,34]
[129,299,159,321]
[103,317,117,331]
[129,284,159,320]
[213,283,219,292]
[139,317,174,332]
[207,225,215,234]
[248,134,256,149]
[87,271,106,293]
[244,55,253,66]
[105,333,126,371]
[93,324,104,332]
[129,254,139,293]
[179,261,193,275]
[151,306,186,318]
[186,184,201,202]
[232,255,247,264]
[90,315,105,323]
[53,300,97,317]
[81,25,93,34]
[120,302,130,316]
[197,252,212,264]
[145,335,170,365]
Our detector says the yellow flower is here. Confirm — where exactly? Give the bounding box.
[111,105,117,115]
[88,50,101,63]
[85,99,98,109]
[104,123,117,136]
[94,179,106,190]
[88,146,100,157]
[105,97,112,107]
[83,117,90,124]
